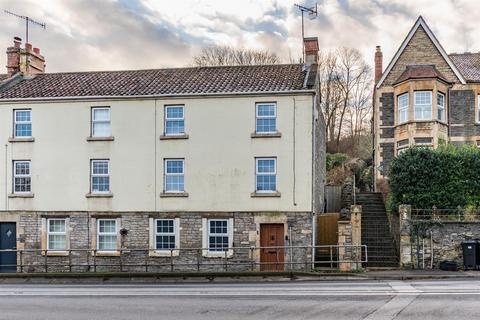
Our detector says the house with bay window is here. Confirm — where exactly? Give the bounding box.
[373,16,480,187]
[0,37,325,272]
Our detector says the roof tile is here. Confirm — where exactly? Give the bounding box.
[0,64,310,99]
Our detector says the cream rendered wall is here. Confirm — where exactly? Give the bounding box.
[0,94,314,212]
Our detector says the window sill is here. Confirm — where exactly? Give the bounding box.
[203,250,234,258]
[160,134,189,140]
[8,193,34,198]
[86,136,115,142]
[251,132,282,138]
[250,191,281,198]
[42,251,69,257]
[86,193,114,198]
[149,250,180,257]
[94,251,121,257]
[160,192,189,198]
[8,137,35,143]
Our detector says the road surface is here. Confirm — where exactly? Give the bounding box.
[0,279,480,319]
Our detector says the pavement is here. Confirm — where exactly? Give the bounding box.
[0,279,480,319]
[1,269,480,283]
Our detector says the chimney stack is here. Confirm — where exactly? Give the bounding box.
[5,36,45,78]
[375,46,383,84]
[304,37,319,65]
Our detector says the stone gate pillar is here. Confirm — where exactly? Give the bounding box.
[399,204,412,268]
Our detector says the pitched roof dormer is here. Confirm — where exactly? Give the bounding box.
[376,16,466,88]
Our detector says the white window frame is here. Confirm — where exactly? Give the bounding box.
[154,219,180,251]
[47,219,67,251]
[414,137,433,147]
[437,92,445,122]
[164,105,185,136]
[396,139,409,156]
[255,103,277,133]
[90,159,110,194]
[97,219,118,251]
[477,95,480,124]
[14,109,32,138]
[414,91,432,121]
[91,107,111,137]
[202,218,234,257]
[13,160,31,194]
[255,157,277,193]
[164,159,185,193]
[397,93,409,124]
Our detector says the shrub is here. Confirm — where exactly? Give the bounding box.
[389,144,480,210]
[326,153,348,171]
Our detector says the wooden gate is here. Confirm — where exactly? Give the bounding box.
[316,213,339,262]
[260,224,285,271]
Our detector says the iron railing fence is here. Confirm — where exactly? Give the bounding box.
[411,208,480,222]
[0,245,367,273]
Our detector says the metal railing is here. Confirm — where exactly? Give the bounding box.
[0,245,367,273]
[412,208,480,222]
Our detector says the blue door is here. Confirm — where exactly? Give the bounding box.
[0,223,16,272]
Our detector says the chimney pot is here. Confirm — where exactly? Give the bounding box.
[25,43,32,51]
[375,45,383,84]
[13,37,22,48]
[33,47,40,54]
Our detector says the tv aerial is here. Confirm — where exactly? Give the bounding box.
[294,3,318,63]
[4,10,46,44]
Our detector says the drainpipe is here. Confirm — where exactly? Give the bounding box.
[4,144,8,210]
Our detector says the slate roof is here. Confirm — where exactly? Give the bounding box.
[0,64,313,100]
[393,65,449,85]
[449,53,480,82]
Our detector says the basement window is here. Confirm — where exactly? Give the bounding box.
[414,137,433,147]
[396,139,409,155]
[97,219,117,251]
[47,219,67,251]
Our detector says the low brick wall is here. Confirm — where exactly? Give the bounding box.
[7,211,313,273]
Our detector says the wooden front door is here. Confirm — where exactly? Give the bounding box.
[316,213,339,263]
[260,224,285,271]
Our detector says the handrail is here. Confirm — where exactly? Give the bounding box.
[0,245,368,273]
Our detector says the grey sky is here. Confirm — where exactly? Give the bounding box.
[0,0,478,73]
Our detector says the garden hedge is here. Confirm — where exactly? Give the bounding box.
[388,144,480,210]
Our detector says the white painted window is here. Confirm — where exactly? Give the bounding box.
[397,93,408,124]
[414,91,432,120]
[13,160,31,193]
[477,96,480,123]
[91,160,110,193]
[256,103,277,133]
[97,219,117,251]
[437,92,445,122]
[164,159,184,192]
[14,109,32,138]
[208,219,229,252]
[255,158,276,192]
[91,107,111,137]
[165,105,185,135]
[155,219,176,250]
[47,219,67,251]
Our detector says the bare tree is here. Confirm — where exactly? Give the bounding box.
[193,45,280,66]
[318,47,372,156]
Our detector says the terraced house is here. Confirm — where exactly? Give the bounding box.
[373,16,480,187]
[0,37,326,272]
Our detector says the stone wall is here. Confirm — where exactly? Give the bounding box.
[449,89,479,137]
[398,205,480,269]
[11,211,313,273]
[379,143,394,176]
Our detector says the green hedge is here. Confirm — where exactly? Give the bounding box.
[389,145,480,210]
